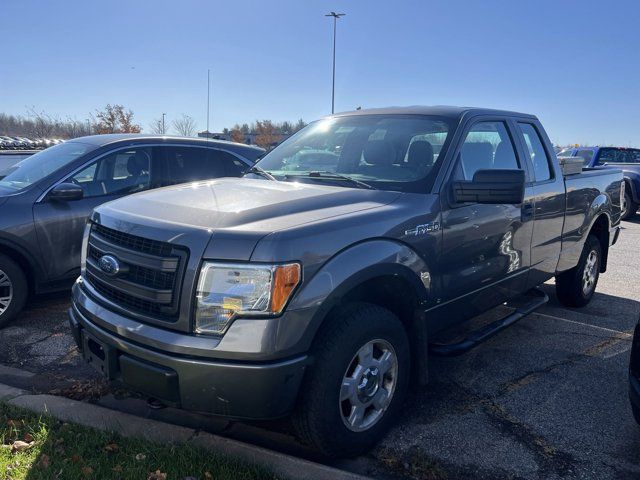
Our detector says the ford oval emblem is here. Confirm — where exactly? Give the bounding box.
[98,255,121,276]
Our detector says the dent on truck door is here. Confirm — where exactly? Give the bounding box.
[436,120,534,325]
[515,122,565,287]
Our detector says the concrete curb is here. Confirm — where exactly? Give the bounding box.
[0,382,370,480]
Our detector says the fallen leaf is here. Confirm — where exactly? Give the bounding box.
[81,466,94,476]
[104,442,119,452]
[23,433,34,443]
[112,464,123,472]
[11,440,32,453]
[204,472,213,479]
[39,454,50,469]
[147,470,167,480]
[71,454,81,463]
[7,419,19,428]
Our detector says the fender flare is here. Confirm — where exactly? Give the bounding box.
[289,239,431,353]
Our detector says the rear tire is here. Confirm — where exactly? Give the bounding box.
[0,254,28,328]
[621,188,638,221]
[555,234,602,308]
[293,302,410,457]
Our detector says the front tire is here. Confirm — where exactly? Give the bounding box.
[555,234,602,308]
[293,302,410,457]
[0,254,28,328]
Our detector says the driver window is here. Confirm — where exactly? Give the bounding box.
[69,148,151,198]
[454,122,519,180]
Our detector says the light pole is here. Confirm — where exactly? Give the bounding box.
[325,11,345,114]
[207,69,211,136]
[162,113,166,134]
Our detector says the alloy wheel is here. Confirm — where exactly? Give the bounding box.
[339,339,398,432]
[0,269,13,316]
[582,250,598,295]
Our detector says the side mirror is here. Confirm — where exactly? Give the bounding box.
[49,182,84,201]
[453,169,524,204]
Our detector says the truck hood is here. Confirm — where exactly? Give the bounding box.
[94,178,401,260]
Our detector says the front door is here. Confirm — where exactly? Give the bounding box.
[33,147,153,282]
[434,119,535,328]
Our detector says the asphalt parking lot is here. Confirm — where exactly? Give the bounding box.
[1,219,639,479]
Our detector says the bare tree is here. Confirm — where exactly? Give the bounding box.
[172,114,196,137]
[26,107,57,138]
[149,117,167,134]
[93,104,141,134]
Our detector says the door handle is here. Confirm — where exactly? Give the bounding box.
[521,202,534,221]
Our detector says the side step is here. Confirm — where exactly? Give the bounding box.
[429,288,549,357]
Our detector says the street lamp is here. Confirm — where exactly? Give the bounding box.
[325,11,345,114]
[162,113,166,134]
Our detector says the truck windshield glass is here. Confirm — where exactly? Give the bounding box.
[254,114,452,192]
[0,141,96,194]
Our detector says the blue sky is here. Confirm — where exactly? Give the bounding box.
[1,0,639,145]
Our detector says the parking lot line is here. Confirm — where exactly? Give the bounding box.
[534,312,633,337]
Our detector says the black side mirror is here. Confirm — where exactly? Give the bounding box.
[49,182,84,201]
[453,169,525,204]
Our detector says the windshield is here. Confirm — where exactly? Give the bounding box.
[254,114,453,192]
[0,141,96,194]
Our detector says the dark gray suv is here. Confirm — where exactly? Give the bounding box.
[0,134,263,326]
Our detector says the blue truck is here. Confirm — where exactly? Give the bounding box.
[558,146,640,220]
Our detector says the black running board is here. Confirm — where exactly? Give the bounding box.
[429,288,548,357]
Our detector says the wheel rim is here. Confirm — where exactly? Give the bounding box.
[582,250,598,295]
[0,269,13,316]
[339,339,398,432]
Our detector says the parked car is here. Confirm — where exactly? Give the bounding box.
[68,107,622,456]
[0,137,15,149]
[0,134,264,326]
[558,146,640,219]
[630,316,640,425]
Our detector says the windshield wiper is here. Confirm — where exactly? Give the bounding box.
[287,171,376,190]
[244,165,276,181]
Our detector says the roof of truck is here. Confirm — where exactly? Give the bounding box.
[331,105,537,120]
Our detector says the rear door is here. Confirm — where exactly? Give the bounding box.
[436,118,535,321]
[513,121,565,287]
[33,146,154,282]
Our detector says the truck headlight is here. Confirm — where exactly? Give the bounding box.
[194,262,301,335]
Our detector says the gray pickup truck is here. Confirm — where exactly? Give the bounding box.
[69,106,622,456]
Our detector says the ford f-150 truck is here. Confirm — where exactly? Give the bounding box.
[558,146,640,220]
[69,107,623,456]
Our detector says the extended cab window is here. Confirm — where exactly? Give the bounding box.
[517,123,552,182]
[69,148,152,198]
[454,121,519,180]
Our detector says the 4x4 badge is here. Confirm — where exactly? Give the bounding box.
[405,222,440,236]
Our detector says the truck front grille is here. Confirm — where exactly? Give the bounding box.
[84,223,188,320]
